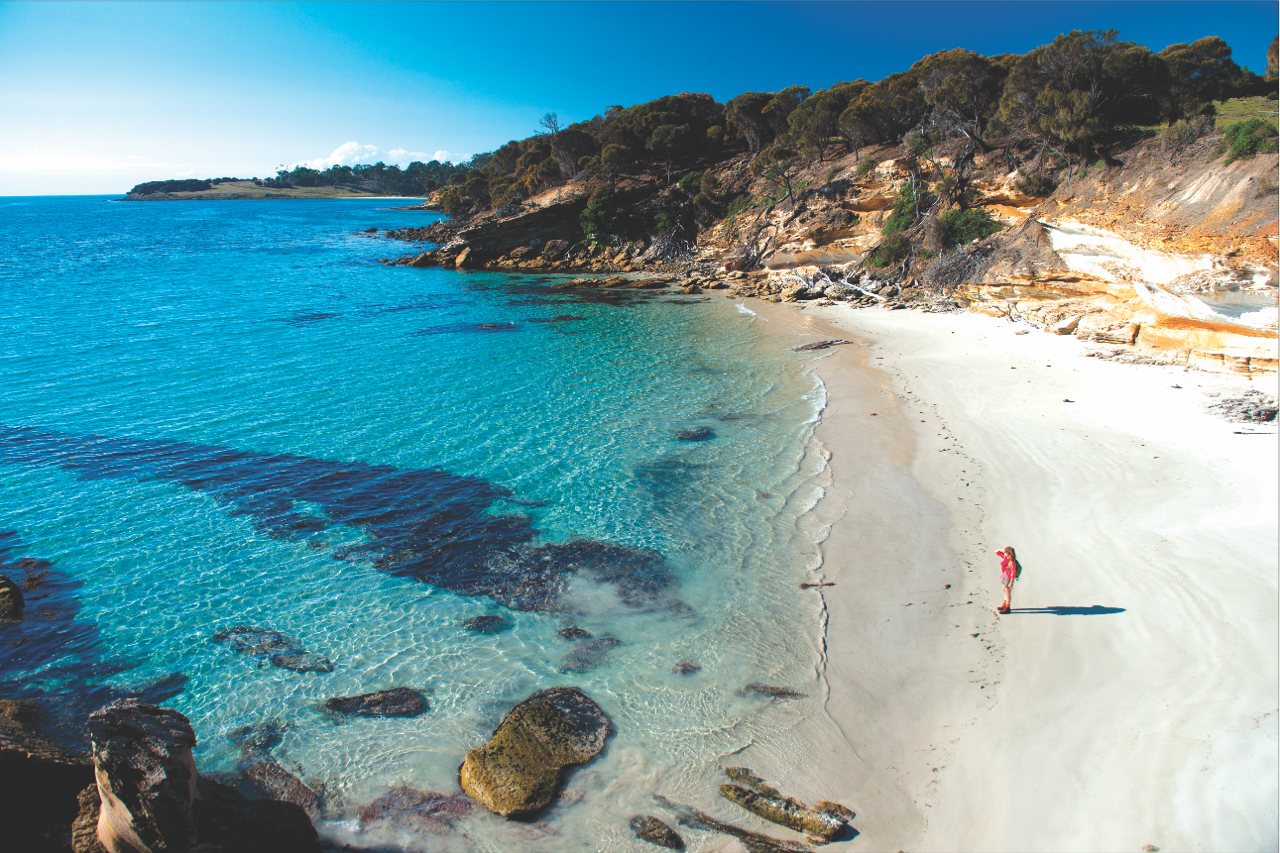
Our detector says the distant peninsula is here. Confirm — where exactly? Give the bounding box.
[124,158,472,200]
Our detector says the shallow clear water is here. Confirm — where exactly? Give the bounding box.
[0,196,829,851]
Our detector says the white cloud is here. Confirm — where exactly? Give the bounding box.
[296,141,380,170]
[295,143,456,170]
[433,150,467,164]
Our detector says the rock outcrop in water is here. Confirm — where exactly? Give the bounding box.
[0,699,96,852]
[459,687,610,818]
[87,698,318,853]
[211,626,334,673]
[0,573,22,620]
[323,687,427,718]
[652,794,813,853]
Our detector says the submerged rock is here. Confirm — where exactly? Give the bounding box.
[556,626,592,640]
[630,813,685,849]
[358,786,473,833]
[462,614,511,633]
[791,339,849,352]
[742,682,806,701]
[211,626,334,673]
[672,659,701,675]
[674,426,714,441]
[323,688,427,718]
[559,637,621,673]
[459,687,610,818]
[0,574,22,620]
[226,721,285,752]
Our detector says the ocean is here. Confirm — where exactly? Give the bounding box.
[0,195,830,851]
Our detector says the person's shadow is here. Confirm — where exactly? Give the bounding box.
[1012,605,1125,615]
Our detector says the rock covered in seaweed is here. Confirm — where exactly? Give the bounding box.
[630,813,685,848]
[323,687,427,718]
[459,687,610,818]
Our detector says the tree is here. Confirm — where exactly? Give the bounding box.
[646,124,692,184]
[725,91,774,152]
[1267,35,1278,83]
[751,145,800,206]
[787,81,867,163]
[990,30,1170,162]
[538,112,562,136]
[916,49,1006,147]
[1160,37,1242,119]
[838,71,928,154]
[761,85,811,141]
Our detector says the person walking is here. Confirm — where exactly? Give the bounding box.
[996,546,1020,614]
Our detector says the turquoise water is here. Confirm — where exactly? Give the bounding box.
[0,196,829,851]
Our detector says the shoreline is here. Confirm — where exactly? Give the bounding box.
[745,298,1277,850]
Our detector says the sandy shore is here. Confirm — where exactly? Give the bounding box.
[736,299,1277,852]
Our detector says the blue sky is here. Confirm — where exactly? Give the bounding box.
[1,1,1275,194]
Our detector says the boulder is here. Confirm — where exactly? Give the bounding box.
[556,626,592,641]
[0,699,95,852]
[0,574,23,620]
[323,688,427,718]
[1050,315,1083,335]
[559,637,621,673]
[458,687,610,818]
[823,283,855,299]
[630,814,685,849]
[88,698,200,853]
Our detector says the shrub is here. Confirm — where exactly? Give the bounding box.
[936,208,1003,250]
[677,171,703,193]
[1222,118,1279,163]
[825,165,843,182]
[854,159,878,177]
[882,182,935,234]
[580,185,614,236]
[866,233,911,267]
[1014,171,1058,197]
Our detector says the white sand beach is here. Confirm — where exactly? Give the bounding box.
[740,299,1278,852]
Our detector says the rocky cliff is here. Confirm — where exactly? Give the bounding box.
[379,129,1278,376]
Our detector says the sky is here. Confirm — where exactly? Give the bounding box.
[1,1,1276,195]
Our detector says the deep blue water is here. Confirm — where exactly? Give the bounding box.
[0,195,828,851]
